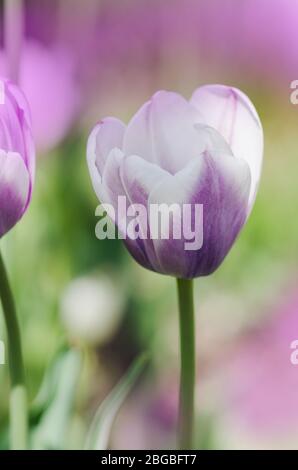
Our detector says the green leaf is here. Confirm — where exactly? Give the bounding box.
[30,346,70,425]
[85,353,148,450]
[31,348,82,449]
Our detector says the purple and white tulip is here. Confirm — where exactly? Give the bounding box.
[0,79,35,237]
[87,85,263,279]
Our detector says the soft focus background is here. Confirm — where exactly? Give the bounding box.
[1,0,298,450]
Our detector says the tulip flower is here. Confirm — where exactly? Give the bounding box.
[87,84,263,449]
[87,85,263,278]
[0,0,35,451]
[0,75,34,451]
[0,78,35,238]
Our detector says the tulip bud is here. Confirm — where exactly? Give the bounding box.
[87,85,263,279]
[0,79,35,237]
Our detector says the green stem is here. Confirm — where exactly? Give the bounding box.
[0,250,27,449]
[176,278,196,449]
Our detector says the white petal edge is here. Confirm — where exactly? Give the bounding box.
[0,149,30,209]
[190,84,263,211]
[86,118,125,203]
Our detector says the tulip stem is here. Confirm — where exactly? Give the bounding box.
[176,278,196,450]
[4,0,24,83]
[0,250,27,449]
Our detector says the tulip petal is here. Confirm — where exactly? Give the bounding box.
[190,84,263,210]
[0,150,30,237]
[87,117,125,202]
[101,147,126,209]
[123,91,204,174]
[87,133,152,269]
[0,82,27,155]
[119,154,170,272]
[6,81,35,182]
[100,149,152,269]
[1,80,35,177]
[148,141,251,278]
[120,154,170,206]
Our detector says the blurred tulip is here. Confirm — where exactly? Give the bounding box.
[0,78,35,237]
[0,40,80,153]
[60,274,124,346]
[33,0,298,99]
[216,288,298,449]
[87,85,263,278]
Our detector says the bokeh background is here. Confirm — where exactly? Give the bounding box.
[1,0,298,450]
